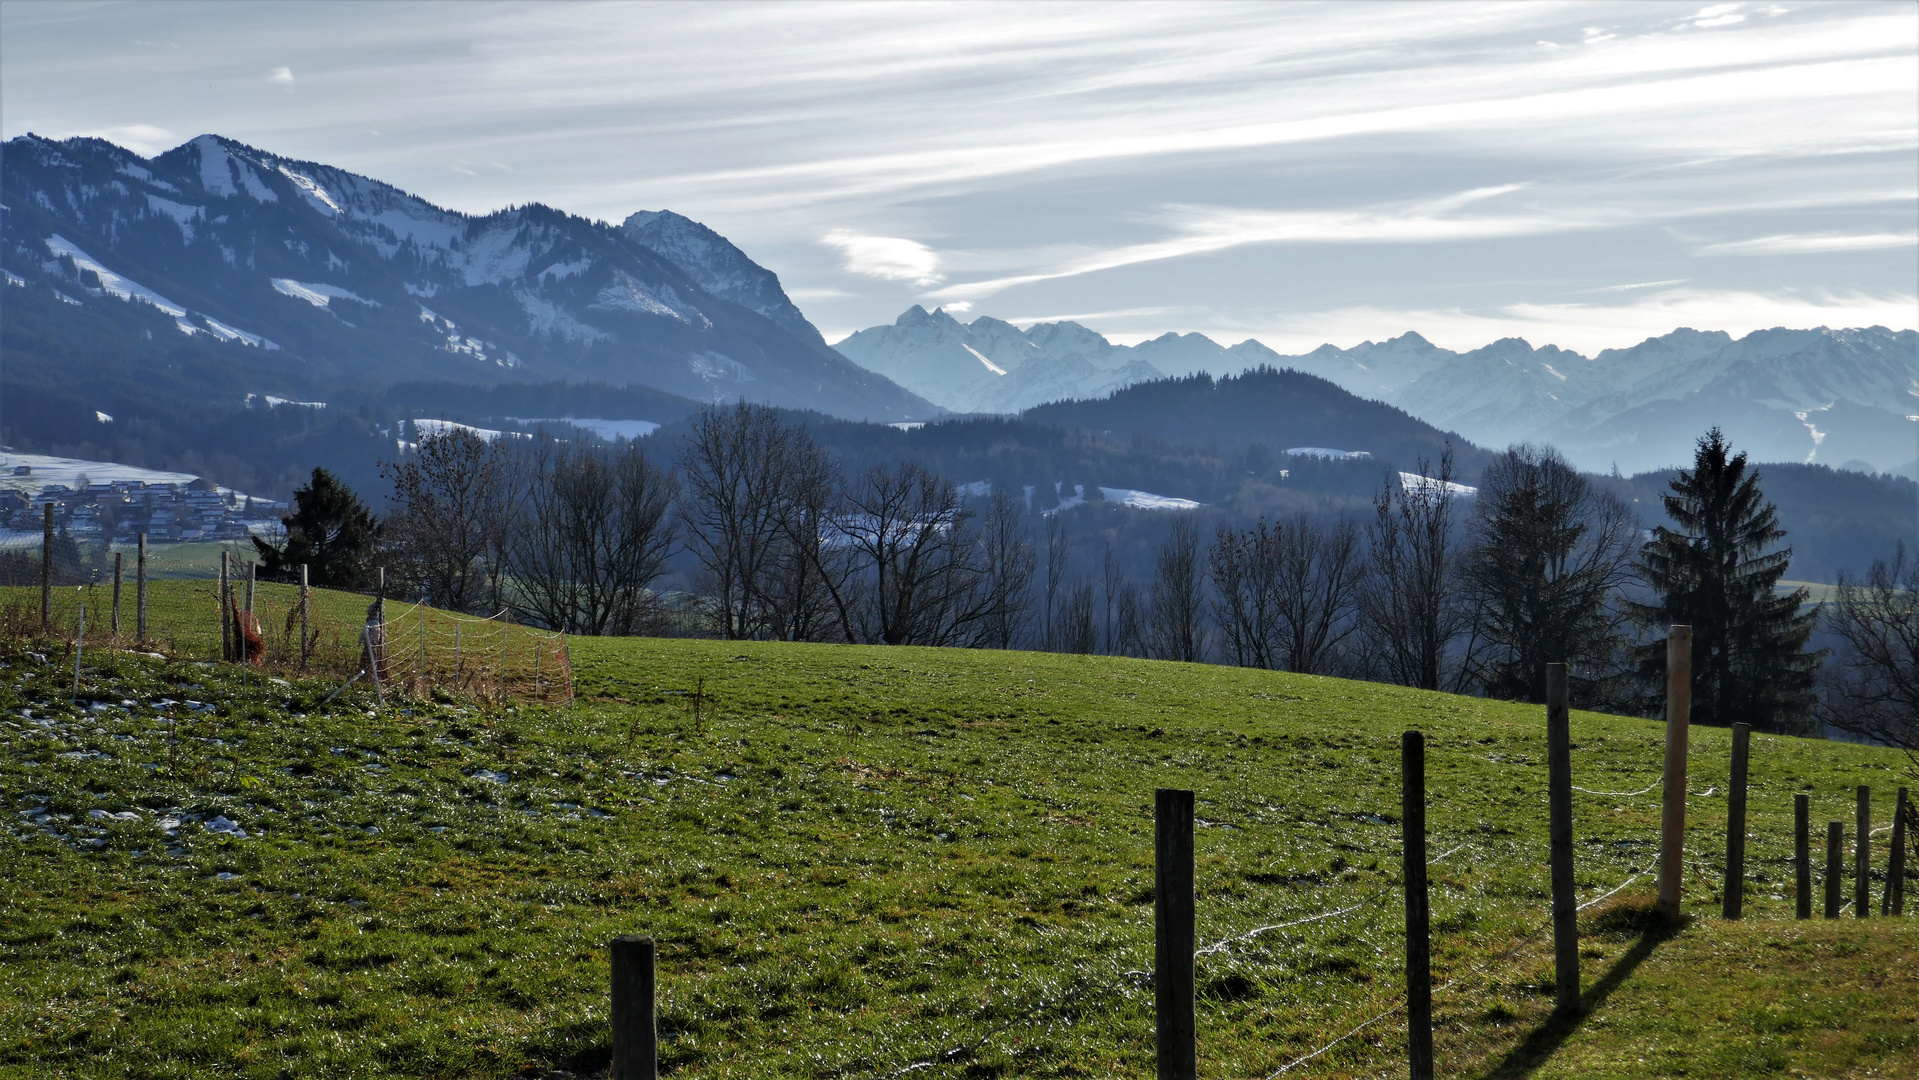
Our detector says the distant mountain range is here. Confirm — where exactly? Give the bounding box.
[1,132,935,421]
[836,310,1917,476]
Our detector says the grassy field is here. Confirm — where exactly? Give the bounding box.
[0,598,1914,1078]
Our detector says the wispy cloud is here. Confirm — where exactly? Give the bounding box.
[821,230,943,286]
[1695,231,1918,256]
[64,123,176,157]
[268,66,294,86]
[1593,279,1690,292]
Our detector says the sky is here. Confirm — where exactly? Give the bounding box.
[3,0,1915,354]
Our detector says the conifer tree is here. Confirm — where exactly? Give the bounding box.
[1633,429,1822,731]
[254,468,382,589]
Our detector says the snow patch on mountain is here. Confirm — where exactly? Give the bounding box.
[591,271,710,328]
[272,278,376,308]
[623,210,820,342]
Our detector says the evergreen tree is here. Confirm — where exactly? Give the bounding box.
[1633,429,1821,731]
[254,467,382,589]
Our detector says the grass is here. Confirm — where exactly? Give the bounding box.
[0,584,1914,1078]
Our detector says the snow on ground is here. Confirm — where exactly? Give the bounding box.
[958,480,994,498]
[1099,487,1204,511]
[43,235,196,335]
[1284,447,1373,460]
[198,315,274,349]
[271,278,376,308]
[247,394,326,409]
[889,422,926,432]
[1399,472,1478,498]
[411,418,534,442]
[511,418,659,440]
[0,452,207,493]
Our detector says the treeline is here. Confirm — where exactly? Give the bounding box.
[256,406,1914,744]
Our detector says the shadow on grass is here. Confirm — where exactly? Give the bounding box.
[1480,900,1687,1080]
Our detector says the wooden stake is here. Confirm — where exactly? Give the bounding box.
[1723,723,1751,919]
[1794,793,1811,920]
[1855,786,1871,919]
[1545,663,1579,1013]
[1657,625,1692,919]
[111,552,123,642]
[40,502,53,633]
[1825,821,1843,919]
[610,936,657,1080]
[1884,787,1908,916]
[136,534,147,644]
[219,551,232,662]
[1155,788,1196,1080]
[299,563,310,671]
[72,604,85,697]
[1403,731,1434,1080]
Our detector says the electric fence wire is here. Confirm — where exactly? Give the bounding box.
[1263,859,1656,1078]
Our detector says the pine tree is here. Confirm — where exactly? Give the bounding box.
[1633,428,1822,731]
[253,468,381,589]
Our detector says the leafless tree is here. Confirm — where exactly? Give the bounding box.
[1361,450,1476,692]
[1044,515,1067,649]
[1149,516,1207,663]
[1114,582,1147,658]
[974,487,1036,649]
[504,437,676,635]
[1823,545,1919,759]
[1101,543,1122,654]
[1059,580,1098,654]
[383,427,506,613]
[1210,520,1282,669]
[765,431,862,643]
[841,460,984,646]
[679,403,793,639]
[1274,513,1363,676]
[1463,445,1638,705]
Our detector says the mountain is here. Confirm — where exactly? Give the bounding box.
[1,132,936,421]
[833,306,1166,413]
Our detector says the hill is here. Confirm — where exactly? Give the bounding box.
[2,610,1914,1077]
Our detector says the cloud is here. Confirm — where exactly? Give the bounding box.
[65,123,175,156]
[268,66,294,85]
[821,230,943,286]
[1695,231,1918,256]
[1593,279,1690,292]
[925,185,1601,303]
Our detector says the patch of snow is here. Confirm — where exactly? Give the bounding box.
[413,418,509,442]
[197,314,274,349]
[470,769,510,784]
[516,290,610,343]
[274,165,341,215]
[204,815,247,838]
[247,394,326,409]
[963,344,1008,376]
[511,418,660,440]
[958,479,993,498]
[3,271,24,287]
[272,278,375,308]
[690,351,753,383]
[537,257,592,283]
[1100,487,1204,511]
[591,271,711,328]
[0,452,260,503]
[404,281,440,298]
[144,194,202,241]
[43,234,198,335]
[889,422,926,432]
[1284,447,1373,460]
[95,411,113,424]
[1398,472,1478,499]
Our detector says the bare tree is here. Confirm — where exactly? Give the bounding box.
[1361,450,1475,692]
[1114,582,1148,658]
[1464,445,1638,705]
[504,437,677,635]
[679,403,793,639]
[1210,520,1282,669]
[1274,513,1363,676]
[974,486,1036,649]
[383,427,505,613]
[765,430,861,643]
[842,461,983,646]
[1823,545,1919,757]
[1101,543,1122,654]
[1149,516,1207,663]
[1044,515,1067,649]
[1059,581,1098,654]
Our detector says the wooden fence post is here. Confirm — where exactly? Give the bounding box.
[1855,786,1871,919]
[1723,723,1752,919]
[610,935,657,1080]
[1825,822,1843,919]
[1403,731,1434,1080]
[1657,626,1692,919]
[111,552,123,642]
[1794,793,1811,920]
[1545,664,1579,1013]
[1155,787,1196,1080]
[72,603,85,696]
[299,563,310,671]
[40,502,53,633]
[1884,787,1909,916]
[219,551,232,662]
[136,533,148,644]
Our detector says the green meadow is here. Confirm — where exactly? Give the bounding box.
[0,583,1913,1078]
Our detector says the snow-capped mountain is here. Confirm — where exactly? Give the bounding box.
[834,305,1168,414]
[1,133,935,421]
